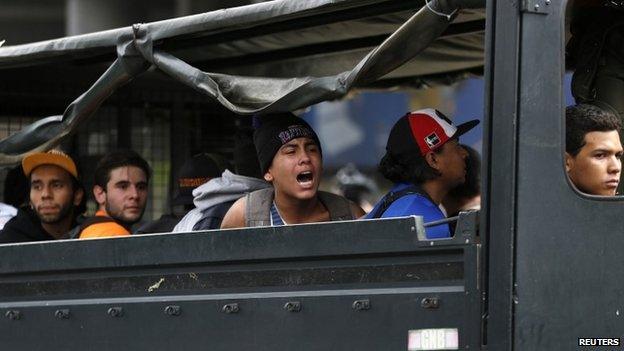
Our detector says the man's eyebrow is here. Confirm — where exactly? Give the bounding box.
[591,148,618,154]
[281,143,297,150]
[114,180,130,186]
[284,139,300,146]
[31,178,64,183]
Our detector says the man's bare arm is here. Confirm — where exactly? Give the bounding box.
[220,197,247,229]
[350,202,366,219]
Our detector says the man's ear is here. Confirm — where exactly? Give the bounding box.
[425,152,439,171]
[263,169,274,182]
[564,152,574,173]
[73,187,84,207]
[93,185,106,206]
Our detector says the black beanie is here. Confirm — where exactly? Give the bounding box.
[253,113,322,174]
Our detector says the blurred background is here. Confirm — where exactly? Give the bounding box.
[0,0,574,220]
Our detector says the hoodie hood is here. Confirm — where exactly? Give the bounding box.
[192,169,270,211]
[172,170,270,233]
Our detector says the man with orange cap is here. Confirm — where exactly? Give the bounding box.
[0,150,85,243]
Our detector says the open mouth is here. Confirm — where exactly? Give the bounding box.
[296,171,314,186]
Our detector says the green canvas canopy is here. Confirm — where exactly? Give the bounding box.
[0,0,485,163]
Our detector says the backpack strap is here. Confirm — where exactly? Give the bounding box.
[317,191,356,221]
[245,188,274,227]
[193,200,237,231]
[368,185,424,219]
[67,225,82,239]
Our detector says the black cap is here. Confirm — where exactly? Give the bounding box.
[172,153,223,206]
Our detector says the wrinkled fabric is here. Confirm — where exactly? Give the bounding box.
[0,0,485,162]
[173,170,270,232]
[365,182,450,239]
[0,208,56,243]
[134,214,183,234]
[0,203,17,230]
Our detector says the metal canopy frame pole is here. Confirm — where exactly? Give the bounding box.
[484,0,521,348]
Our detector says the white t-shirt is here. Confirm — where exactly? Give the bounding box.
[0,203,18,230]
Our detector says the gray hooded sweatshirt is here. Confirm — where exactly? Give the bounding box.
[173,170,270,232]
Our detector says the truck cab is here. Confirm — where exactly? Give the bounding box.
[0,0,620,349]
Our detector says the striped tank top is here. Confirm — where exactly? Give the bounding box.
[270,202,287,226]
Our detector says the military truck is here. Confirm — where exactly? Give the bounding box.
[0,0,619,349]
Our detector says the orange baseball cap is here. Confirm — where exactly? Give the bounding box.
[22,150,78,179]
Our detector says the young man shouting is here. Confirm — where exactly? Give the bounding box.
[221,113,364,228]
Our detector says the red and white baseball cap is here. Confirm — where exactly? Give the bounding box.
[386,108,479,156]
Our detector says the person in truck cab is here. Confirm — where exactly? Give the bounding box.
[565,104,623,196]
[220,113,364,228]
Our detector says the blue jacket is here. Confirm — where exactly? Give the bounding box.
[365,182,450,239]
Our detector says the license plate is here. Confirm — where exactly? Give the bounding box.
[408,328,459,350]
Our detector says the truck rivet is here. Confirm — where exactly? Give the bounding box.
[107,307,124,318]
[55,309,70,319]
[534,3,540,10]
[421,297,440,309]
[222,303,239,314]
[545,0,550,5]
[352,299,371,311]
[5,310,20,320]
[283,301,302,312]
[164,305,181,317]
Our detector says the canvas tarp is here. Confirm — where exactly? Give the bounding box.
[0,0,485,162]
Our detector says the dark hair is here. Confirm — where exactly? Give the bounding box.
[566,104,622,156]
[64,171,87,216]
[378,149,442,185]
[4,165,29,208]
[447,145,481,198]
[74,181,87,216]
[94,150,151,189]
